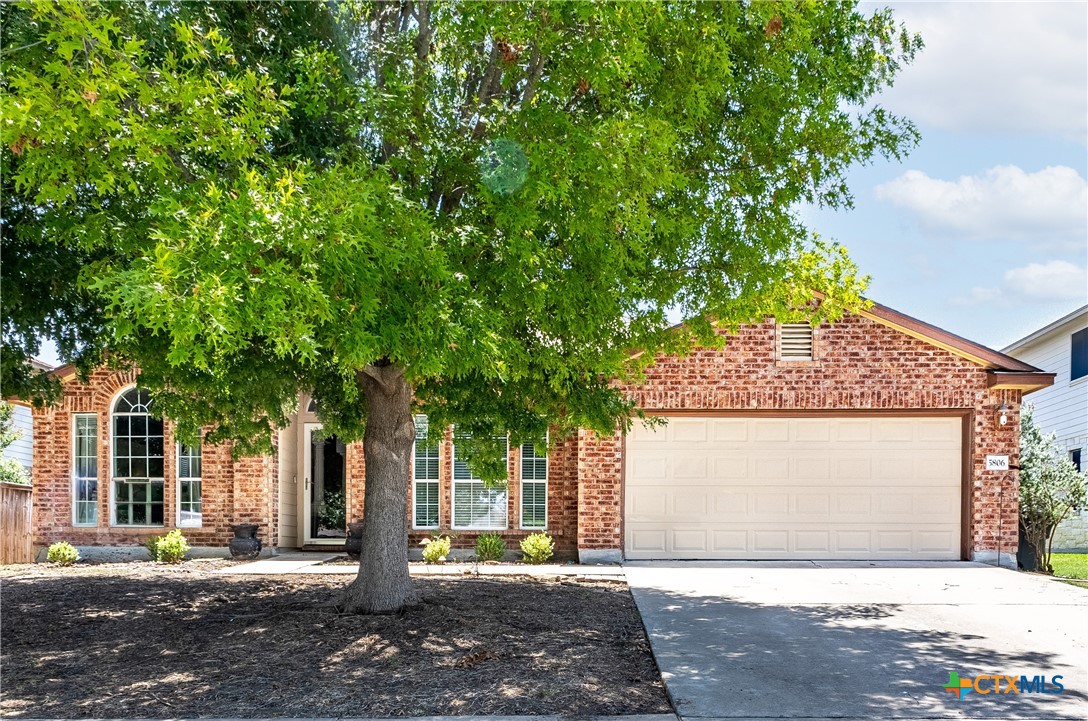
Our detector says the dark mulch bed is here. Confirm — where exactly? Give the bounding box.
[0,561,669,718]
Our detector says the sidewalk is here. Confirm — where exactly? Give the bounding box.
[219,552,626,578]
[20,716,675,721]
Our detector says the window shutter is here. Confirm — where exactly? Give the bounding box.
[780,323,814,360]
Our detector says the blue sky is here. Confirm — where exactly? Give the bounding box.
[805,1,1088,349]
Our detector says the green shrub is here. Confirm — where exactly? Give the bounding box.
[475,533,506,562]
[421,534,452,564]
[520,531,554,564]
[47,541,79,566]
[0,458,30,485]
[146,529,190,563]
[144,534,162,560]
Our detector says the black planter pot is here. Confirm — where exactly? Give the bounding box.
[345,521,364,561]
[229,523,262,560]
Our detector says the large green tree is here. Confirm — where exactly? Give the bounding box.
[2,0,920,612]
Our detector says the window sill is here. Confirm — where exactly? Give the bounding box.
[775,359,821,368]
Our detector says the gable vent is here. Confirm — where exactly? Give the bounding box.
[780,323,814,360]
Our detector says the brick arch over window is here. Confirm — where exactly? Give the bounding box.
[88,368,139,412]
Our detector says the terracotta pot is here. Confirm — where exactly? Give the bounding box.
[345,521,364,561]
[229,523,262,560]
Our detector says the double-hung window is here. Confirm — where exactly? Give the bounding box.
[177,441,203,527]
[412,415,440,529]
[72,414,99,526]
[451,433,508,530]
[520,437,548,529]
[111,388,165,526]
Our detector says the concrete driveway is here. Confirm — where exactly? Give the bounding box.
[625,562,1088,720]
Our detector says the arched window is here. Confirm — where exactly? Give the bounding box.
[111,388,165,526]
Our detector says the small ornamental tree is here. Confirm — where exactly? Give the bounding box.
[1019,408,1087,574]
[3,1,922,612]
[0,402,31,485]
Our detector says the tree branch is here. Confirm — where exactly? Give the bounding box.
[358,363,406,396]
[521,43,544,107]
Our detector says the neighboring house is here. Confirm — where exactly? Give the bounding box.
[3,359,55,474]
[30,301,1053,567]
[2,404,34,472]
[1003,305,1088,552]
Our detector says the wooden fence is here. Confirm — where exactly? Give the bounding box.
[1,482,34,564]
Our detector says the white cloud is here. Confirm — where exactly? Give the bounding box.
[956,260,1088,306]
[870,2,1087,139]
[874,165,1087,248]
[1002,260,1088,301]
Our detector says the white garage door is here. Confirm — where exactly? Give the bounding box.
[625,416,962,560]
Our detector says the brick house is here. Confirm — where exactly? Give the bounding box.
[28,301,1053,567]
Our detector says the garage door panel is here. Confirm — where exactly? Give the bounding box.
[673,529,708,552]
[629,529,667,553]
[674,455,708,479]
[793,420,831,442]
[792,456,831,479]
[753,420,790,442]
[712,420,749,442]
[628,454,668,483]
[714,491,748,515]
[795,493,831,516]
[625,416,962,560]
[671,491,709,516]
[835,419,873,442]
[630,489,667,515]
[795,530,831,553]
[713,456,748,479]
[671,419,709,442]
[835,530,872,553]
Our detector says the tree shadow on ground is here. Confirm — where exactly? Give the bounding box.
[1,569,669,718]
[633,585,1087,720]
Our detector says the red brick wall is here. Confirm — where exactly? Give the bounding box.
[575,314,1021,561]
[403,428,579,555]
[576,428,624,552]
[32,311,1022,563]
[32,368,277,550]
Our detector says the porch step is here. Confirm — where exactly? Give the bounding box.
[219,552,339,575]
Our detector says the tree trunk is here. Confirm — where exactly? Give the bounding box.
[338,363,419,613]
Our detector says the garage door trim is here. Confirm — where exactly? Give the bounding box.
[621,409,972,560]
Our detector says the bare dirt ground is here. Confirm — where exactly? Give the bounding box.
[0,560,669,718]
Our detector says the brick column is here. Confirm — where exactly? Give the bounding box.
[970,388,1022,568]
[576,428,624,563]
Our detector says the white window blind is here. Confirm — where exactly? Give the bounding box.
[177,442,202,527]
[73,415,98,526]
[413,415,440,529]
[451,432,508,530]
[520,438,547,529]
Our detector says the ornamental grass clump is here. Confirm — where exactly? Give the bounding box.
[475,532,506,562]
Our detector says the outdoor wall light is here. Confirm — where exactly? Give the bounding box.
[997,404,1009,426]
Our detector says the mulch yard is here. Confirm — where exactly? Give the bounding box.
[0,560,669,718]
